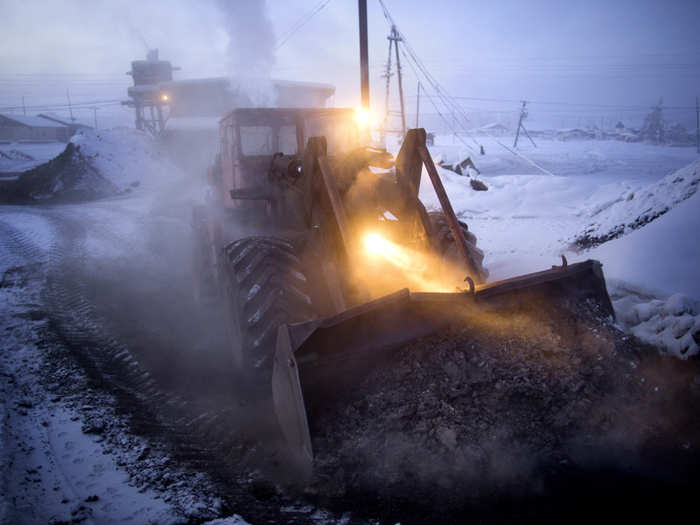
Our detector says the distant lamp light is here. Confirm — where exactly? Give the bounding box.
[160,93,170,102]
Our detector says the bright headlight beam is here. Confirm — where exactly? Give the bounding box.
[354,107,372,127]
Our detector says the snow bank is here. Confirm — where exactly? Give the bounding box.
[1,128,177,203]
[612,289,700,359]
[585,189,700,358]
[574,159,700,248]
[70,127,172,192]
[587,190,700,301]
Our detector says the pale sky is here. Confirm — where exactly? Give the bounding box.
[1,0,698,126]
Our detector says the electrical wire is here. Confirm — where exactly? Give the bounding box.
[0,99,124,112]
[276,0,334,51]
[377,0,554,175]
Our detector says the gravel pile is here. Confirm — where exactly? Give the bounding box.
[308,302,700,523]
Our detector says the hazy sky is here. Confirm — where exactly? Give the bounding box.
[1,0,698,125]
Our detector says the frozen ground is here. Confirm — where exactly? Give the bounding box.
[0,209,182,523]
[0,176,358,524]
[0,129,699,523]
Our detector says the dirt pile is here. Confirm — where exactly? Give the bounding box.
[308,303,700,523]
[0,142,124,203]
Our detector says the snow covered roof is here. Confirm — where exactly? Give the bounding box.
[272,78,335,93]
[37,113,90,128]
[480,122,509,130]
[0,113,68,128]
[159,77,230,88]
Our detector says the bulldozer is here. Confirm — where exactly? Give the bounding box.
[192,106,614,478]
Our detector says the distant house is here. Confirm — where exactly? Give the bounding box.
[37,113,91,137]
[477,122,510,136]
[0,114,70,142]
[555,128,595,141]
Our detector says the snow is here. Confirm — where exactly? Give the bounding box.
[203,516,252,525]
[584,191,700,358]
[0,142,66,173]
[587,190,700,301]
[0,113,67,128]
[69,127,176,193]
[576,159,699,245]
[0,235,181,523]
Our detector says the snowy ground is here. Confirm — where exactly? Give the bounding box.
[1,128,699,523]
[0,158,355,523]
[0,208,183,523]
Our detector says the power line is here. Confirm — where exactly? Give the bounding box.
[276,0,334,51]
[376,4,480,149]
[407,94,696,111]
[0,99,123,112]
[376,0,554,176]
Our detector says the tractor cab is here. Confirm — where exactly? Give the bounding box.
[214,108,365,211]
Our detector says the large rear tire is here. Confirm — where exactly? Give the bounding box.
[222,237,314,373]
[428,211,488,283]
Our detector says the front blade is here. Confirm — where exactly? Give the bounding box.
[271,259,614,477]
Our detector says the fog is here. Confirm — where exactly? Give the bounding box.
[1,0,698,128]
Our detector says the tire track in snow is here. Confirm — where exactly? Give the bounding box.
[1,203,354,524]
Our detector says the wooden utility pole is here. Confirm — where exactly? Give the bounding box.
[380,25,407,138]
[358,0,369,109]
[22,96,26,116]
[381,33,393,143]
[415,82,421,128]
[91,107,99,129]
[390,26,406,136]
[695,97,700,153]
[513,101,525,147]
[513,100,536,148]
[66,89,75,122]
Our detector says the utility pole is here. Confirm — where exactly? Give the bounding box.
[415,82,421,128]
[358,0,369,109]
[22,96,26,116]
[380,32,393,143]
[513,100,536,148]
[379,25,407,139]
[66,89,75,122]
[91,107,99,129]
[696,96,699,154]
[390,26,406,136]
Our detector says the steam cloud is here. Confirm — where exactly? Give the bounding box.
[217,0,276,78]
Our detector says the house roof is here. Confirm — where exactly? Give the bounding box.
[37,113,89,128]
[0,113,67,128]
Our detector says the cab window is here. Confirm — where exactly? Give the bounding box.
[239,124,298,156]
